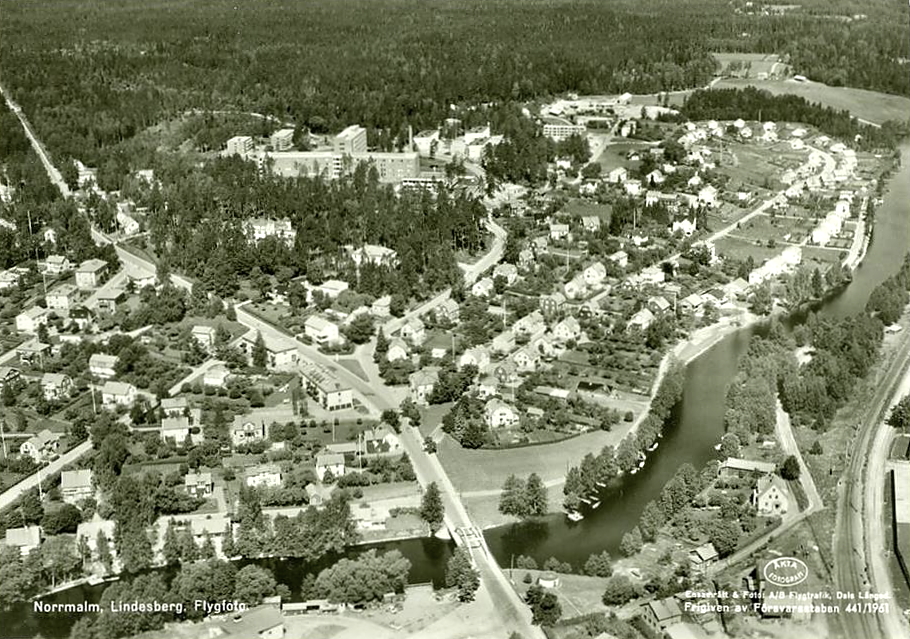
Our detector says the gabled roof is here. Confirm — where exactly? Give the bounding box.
[316,452,345,466]
[101,380,135,396]
[60,469,92,491]
[5,526,41,548]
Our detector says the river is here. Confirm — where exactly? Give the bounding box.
[484,142,910,567]
[6,145,909,639]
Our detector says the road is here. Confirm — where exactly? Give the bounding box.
[0,82,71,199]
[774,398,823,512]
[0,440,93,511]
[114,243,194,293]
[834,310,910,639]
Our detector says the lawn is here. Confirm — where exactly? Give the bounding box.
[715,78,910,126]
[713,236,782,264]
[336,359,369,382]
[562,199,613,224]
[592,141,650,172]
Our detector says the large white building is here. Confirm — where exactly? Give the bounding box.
[245,218,296,246]
[226,136,254,156]
[542,123,586,141]
[270,128,294,151]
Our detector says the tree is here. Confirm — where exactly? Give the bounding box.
[638,501,664,543]
[221,521,236,557]
[524,473,548,517]
[709,519,742,558]
[887,395,910,431]
[584,551,613,577]
[809,439,823,455]
[162,520,181,566]
[779,454,801,480]
[382,408,401,432]
[39,536,80,588]
[251,331,268,368]
[750,282,773,315]
[234,565,279,605]
[96,531,113,573]
[499,474,527,517]
[719,433,741,458]
[171,559,238,619]
[314,549,410,604]
[40,503,82,535]
[344,313,375,344]
[601,574,638,606]
[446,548,480,601]
[18,489,43,525]
[419,482,445,533]
[525,584,562,626]
[619,526,643,556]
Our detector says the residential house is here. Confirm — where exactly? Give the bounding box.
[698,185,719,208]
[88,353,118,379]
[350,244,397,267]
[471,277,495,298]
[513,310,546,337]
[41,372,73,401]
[203,363,230,388]
[563,274,587,300]
[184,471,214,497]
[671,218,697,237]
[363,425,401,453]
[19,429,61,462]
[317,279,349,299]
[459,346,491,371]
[628,307,656,332]
[436,298,460,323]
[645,169,665,185]
[512,346,540,372]
[0,269,23,290]
[0,366,21,391]
[725,278,750,300]
[607,250,629,268]
[607,167,628,183]
[68,306,94,331]
[161,415,203,446]
[230,414,268,447]
[124,263,157,289]
[493,263,519,285]
[75,259,108,289]
[160,396,188,418]
[76,516,117,569]
[371,295,392,318]
[582,262,607,287]
[718,457,776,478]
[553,316,581,343]
[581,216,601,233]
[46,284,79,313]
[304,316,340,345]
[101,381,137,407]
[688,542,719,573]
[16,340,49,366]
[316,453,345,481]
[191,325,217,351]
[4,526,42,556]
[60,469,94,505]
[491,330,516,354]
[476,376,499,399]
[245,463,282,489]
[679,293,704,314]
[623,179,642,196]
[752,473,790,516]
[96,288,125,314]
[647,296,672,315]
[16,307,49,334]
[386,338,410,363]
[300,362,354,411]
[400,317,427,345]
[640,597,684,634]
[518,248,535,269]
[408,368,439,405]
[549,223,570,241]
[539,292,566,317]
[239,330,299,370]
[484,399,520,428]
[44,255,71,274]
[493,360,519,384]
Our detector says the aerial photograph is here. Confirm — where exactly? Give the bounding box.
[0,0,909,638]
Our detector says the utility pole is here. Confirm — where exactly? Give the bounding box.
[0,418,7,457]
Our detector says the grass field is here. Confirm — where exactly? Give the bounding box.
[713,236,782,264]
[715,78,910,125]
[592,141,650,172]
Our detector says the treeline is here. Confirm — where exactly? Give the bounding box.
[680,87,909,150]
[136,156,482,300]
[562,362,686,507]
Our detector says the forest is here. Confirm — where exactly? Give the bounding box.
[1,0,907,178]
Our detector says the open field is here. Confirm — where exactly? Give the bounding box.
[592,141,651,172]
[715,78,910,125]
[713,236,782,264]
[711,52,786,79]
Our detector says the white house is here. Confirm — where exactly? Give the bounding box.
[697,185,718,208]
[191,325,217,351]
[671,218,696,237]
[230,415,268,447]
[75,259,108,289]
[623,179,642,196]
[4,526,42,556]
[203,363,230,388]
[61,469,94,505]
[513,347,540,372]
[582,262,607,287]
[317,279,349,299]
[304,315,340,345]
[351,244,398,267]
[371,295,392,318]
[41,372,73,401]
[316,453,345,482]
[386,338,410,363]
[161,415,203,446]
[581,216,601,233]
[459,346,491,370]
[46,284,79,312]
[245,463,282,488]
[240,330,299,371]
[549,223,570,240]
[408,368,439,405]
[553,316,581,343]
[493,263,519,285]
[471,277,495,298]
[484,399,520,428]
[88,353,118,379]
[19,429,61,462]
[607,167,628,183]
[400,317,426,345]
[513,310,546,337]
[607,250,629,268]
[101,381,137,407]
[563,275,587,300]
[752,473,790,516]
[16,307,49,334]
[44,255,71,274]
[628,307,656,331]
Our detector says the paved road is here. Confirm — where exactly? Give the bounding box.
[0,82,71,198]
[114,244,194,293]
[834,311,910,639]
[0,440,93,511]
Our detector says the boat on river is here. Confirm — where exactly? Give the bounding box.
[567,510,584,522]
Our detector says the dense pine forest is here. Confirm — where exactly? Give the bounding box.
[1,0,907,172]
